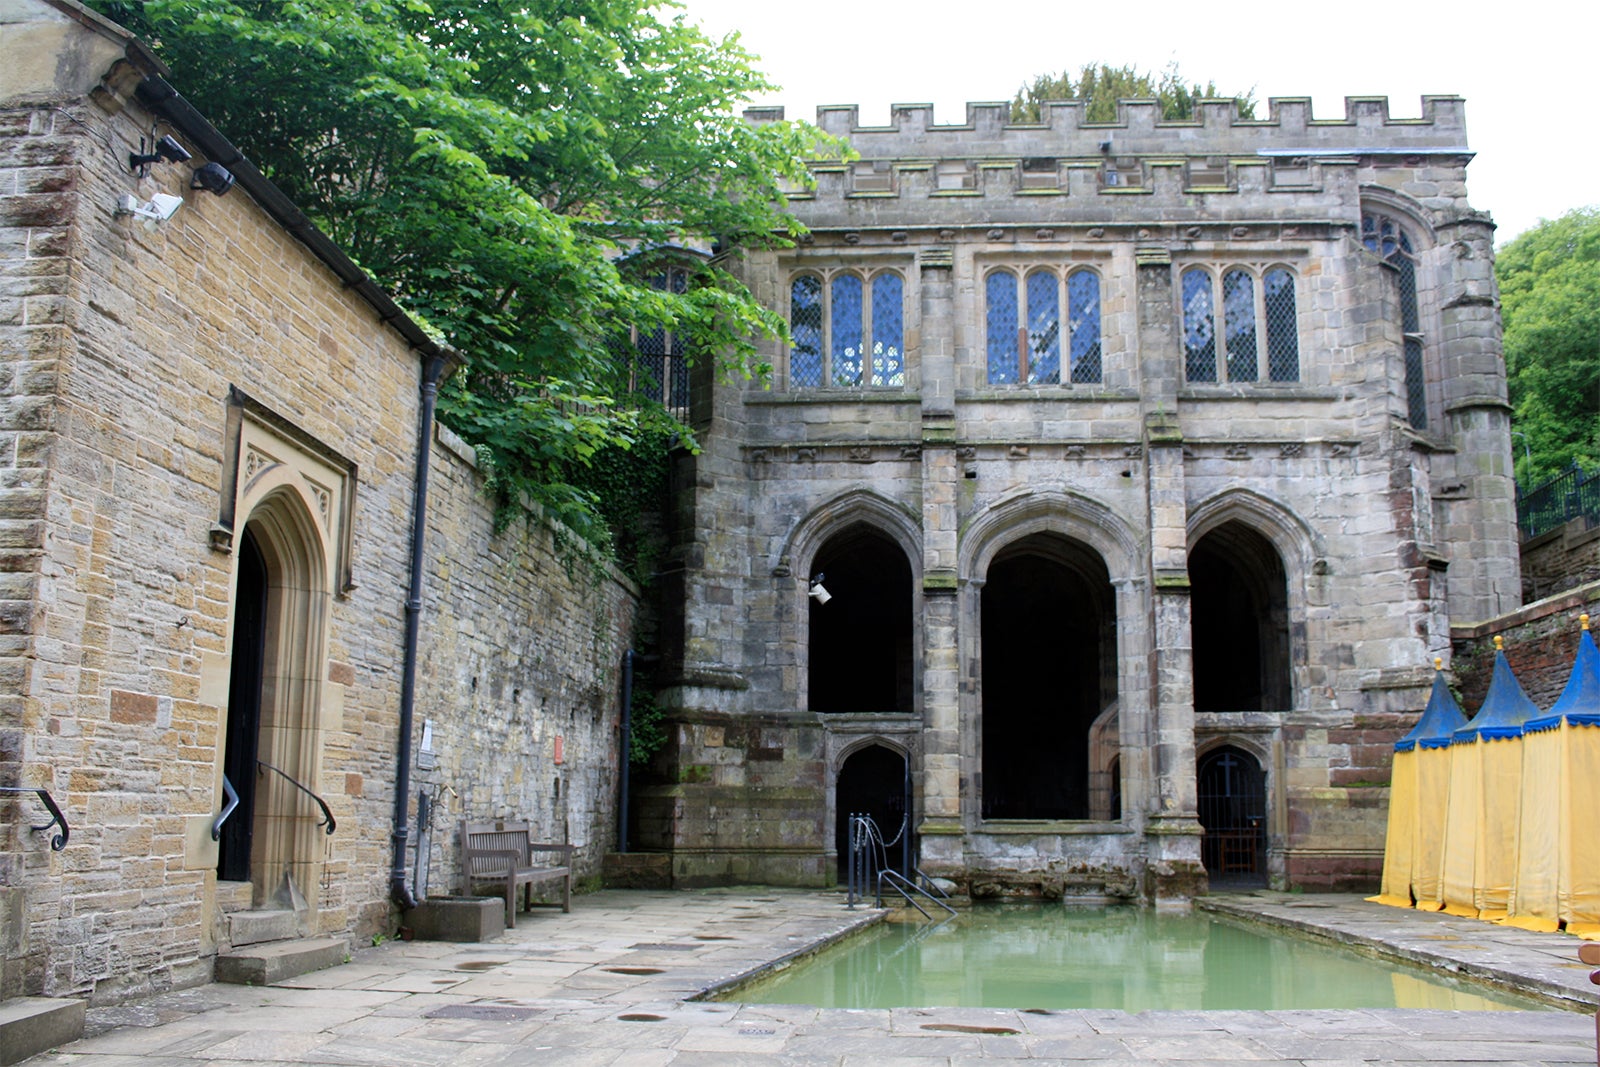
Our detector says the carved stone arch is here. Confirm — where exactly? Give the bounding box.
[776,487,922,584]
[1196,732,1271,768]
[962,487,1141,582]
[1357,184,1439,249]
[1188,486,1321,578]
[834,734,910,776]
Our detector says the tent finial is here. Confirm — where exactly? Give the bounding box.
[1434,657,1443,670]
[1583,614,1591,631]
[1494,635,1504,651]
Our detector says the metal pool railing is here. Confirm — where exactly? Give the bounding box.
[845,813,955,920]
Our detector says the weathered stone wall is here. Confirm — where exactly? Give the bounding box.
[1520,519,1600,606]
[410,425,633,896]
[1452,581,1600,713]
[0,2,634,1003]
[648,97,1518,898]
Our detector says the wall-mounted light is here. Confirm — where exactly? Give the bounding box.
[129,134,190,175]
[115,192,183,231]
[190,162,236,196]
[808,573,831,605]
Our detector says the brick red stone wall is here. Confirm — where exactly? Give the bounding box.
[1452,581,1600,713]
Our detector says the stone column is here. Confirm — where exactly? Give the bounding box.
[1134,246,1204,903]
[915,247,963,872]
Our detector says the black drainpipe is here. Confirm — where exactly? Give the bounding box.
[619,650,634,854]
[390,348,455,909]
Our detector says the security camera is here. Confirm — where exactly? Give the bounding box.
[129,134,191,173]
[115,192,184,229]
[190,162,236,196]
[808,573,831,605]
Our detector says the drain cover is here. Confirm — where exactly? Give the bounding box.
[628,942,700,951]
[426,1004,538,1021]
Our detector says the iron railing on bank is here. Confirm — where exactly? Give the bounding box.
[1518,462,1600,542]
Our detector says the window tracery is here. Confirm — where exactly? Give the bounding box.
[788,270,905,389]
[1361,212,1426,429]
[985,266,1102,385]
[1182,265,1300,384]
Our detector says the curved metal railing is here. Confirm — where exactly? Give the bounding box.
[1,785,69,850]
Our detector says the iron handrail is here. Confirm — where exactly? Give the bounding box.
[256,760,336,835]
[1,785,69,850]
[877,868,958,919]
[210,774,239,841]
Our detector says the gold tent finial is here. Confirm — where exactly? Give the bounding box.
[1584,614,1591,631]
[1494,635,1504,651]
[1434,657,1443,670]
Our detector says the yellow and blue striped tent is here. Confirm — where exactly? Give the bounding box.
[1508,617,1600,937]
[1372,659,1466,909]
[1440,638,1538,920]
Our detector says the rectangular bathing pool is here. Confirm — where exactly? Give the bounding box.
[723,904,1548,1012]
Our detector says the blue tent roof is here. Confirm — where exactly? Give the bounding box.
[1453,647,1539,743]
[1400,666,1469,751]
[1526,627,1600,733]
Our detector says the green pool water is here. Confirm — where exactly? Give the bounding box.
[726,904,1546,1012]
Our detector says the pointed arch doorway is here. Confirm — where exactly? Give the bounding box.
[835,744,910,882]
[1198,745,1267,885]
[218,527,267,883]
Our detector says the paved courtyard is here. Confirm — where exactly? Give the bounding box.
[21,888,1599,1065]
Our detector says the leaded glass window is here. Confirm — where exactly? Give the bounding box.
[986,266,1103,386]
[620,265,694,416]
[1362,212,1427,429]
[790,274,823,388]
[1025,270,1061,384]
[1263,269,1299,382]
[986,270,1020,384]
[831,275,864,387]
[1067,269,1102,384]
[1183,268,1217,382]
[871,273,905,386]
[787,269,906,390]
[1222,269,1258,383]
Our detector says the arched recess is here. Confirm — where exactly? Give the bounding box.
[979,531,1116,820]
[962,487,1141,582]
[1196,742,1268,885]
[808,524,915,713]
[777,488,922,714]
[1188,489,1315,714]
[226,484,332,910]
[833,739,910,880]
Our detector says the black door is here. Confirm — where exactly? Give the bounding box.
[218,528,267,883]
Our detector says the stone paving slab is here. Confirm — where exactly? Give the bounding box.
[16,887,1600,1065]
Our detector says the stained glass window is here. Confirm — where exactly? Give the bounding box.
[1362,213,1427,429]
[1263,269,1299,382]
[1222,269,1258,383]
[871,273,904,387]
[831,275,864,387]
[987,270,1020,384]
[790,274,823,388]
[1024,270,1061,384]
[1183,268,1217,382]
[1067,269,1102,384]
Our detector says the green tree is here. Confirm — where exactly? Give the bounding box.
[1498,207,1600,486]
[1011,62,1255,124]
[91,0,834,551]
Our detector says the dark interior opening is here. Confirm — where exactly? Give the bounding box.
[808,524,914,713]
[835,744,909,880]
[1190,522,1291,712]
[1198,744,1267,883]
[218,526,267,883]
[980,534,1115,819]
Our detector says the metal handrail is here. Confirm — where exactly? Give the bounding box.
[877,868,958,920]
[1,785,69,850]
[256,760,336,835]
[211,774,239,841]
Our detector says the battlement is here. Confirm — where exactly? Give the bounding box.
[747,96,1469,161]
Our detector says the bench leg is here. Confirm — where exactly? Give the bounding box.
[504,884,516,929]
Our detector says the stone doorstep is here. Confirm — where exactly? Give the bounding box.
[0,996,86,1067]
[214,938,348,987]
[227,908,299,947]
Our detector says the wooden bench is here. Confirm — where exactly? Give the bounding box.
[460,820,573,928]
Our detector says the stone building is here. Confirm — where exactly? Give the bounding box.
[638,96,1519,901]
[0,0,633,1015]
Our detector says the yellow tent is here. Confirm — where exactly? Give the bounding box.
[1508,617,1600,937]
[1371,660,1466,909]
[1440,638,1537,919]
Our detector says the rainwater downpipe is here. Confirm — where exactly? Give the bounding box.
[390,349,455,909]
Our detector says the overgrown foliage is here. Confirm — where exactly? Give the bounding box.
[93,0,835,551]
[1498,206,1600,486]
[1011,62,1256,124]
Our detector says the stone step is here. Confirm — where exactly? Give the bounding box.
[215,879,255,914]
[214,938,347,986]
[0,996,86,1066]
[227,908,298,947]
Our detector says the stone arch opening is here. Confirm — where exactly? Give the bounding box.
[979,532,1115,820]
[809,524,914,713]
[834,743,909,880]
[1197,744,1267,884]
[1190,521,1290,712]
[219,526,268,883]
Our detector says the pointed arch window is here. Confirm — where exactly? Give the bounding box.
[1183,265,1299,384]
[1362,213,1427,429]
[788,270,905,389]
[985,266,1102,385]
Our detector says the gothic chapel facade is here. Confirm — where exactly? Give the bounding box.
[636,96,1518,901]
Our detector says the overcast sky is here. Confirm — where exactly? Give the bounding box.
[681,0,1594,246]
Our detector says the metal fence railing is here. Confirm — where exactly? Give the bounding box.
[1518,462,1600,542]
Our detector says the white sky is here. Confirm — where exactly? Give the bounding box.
[680,0,1596,246]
